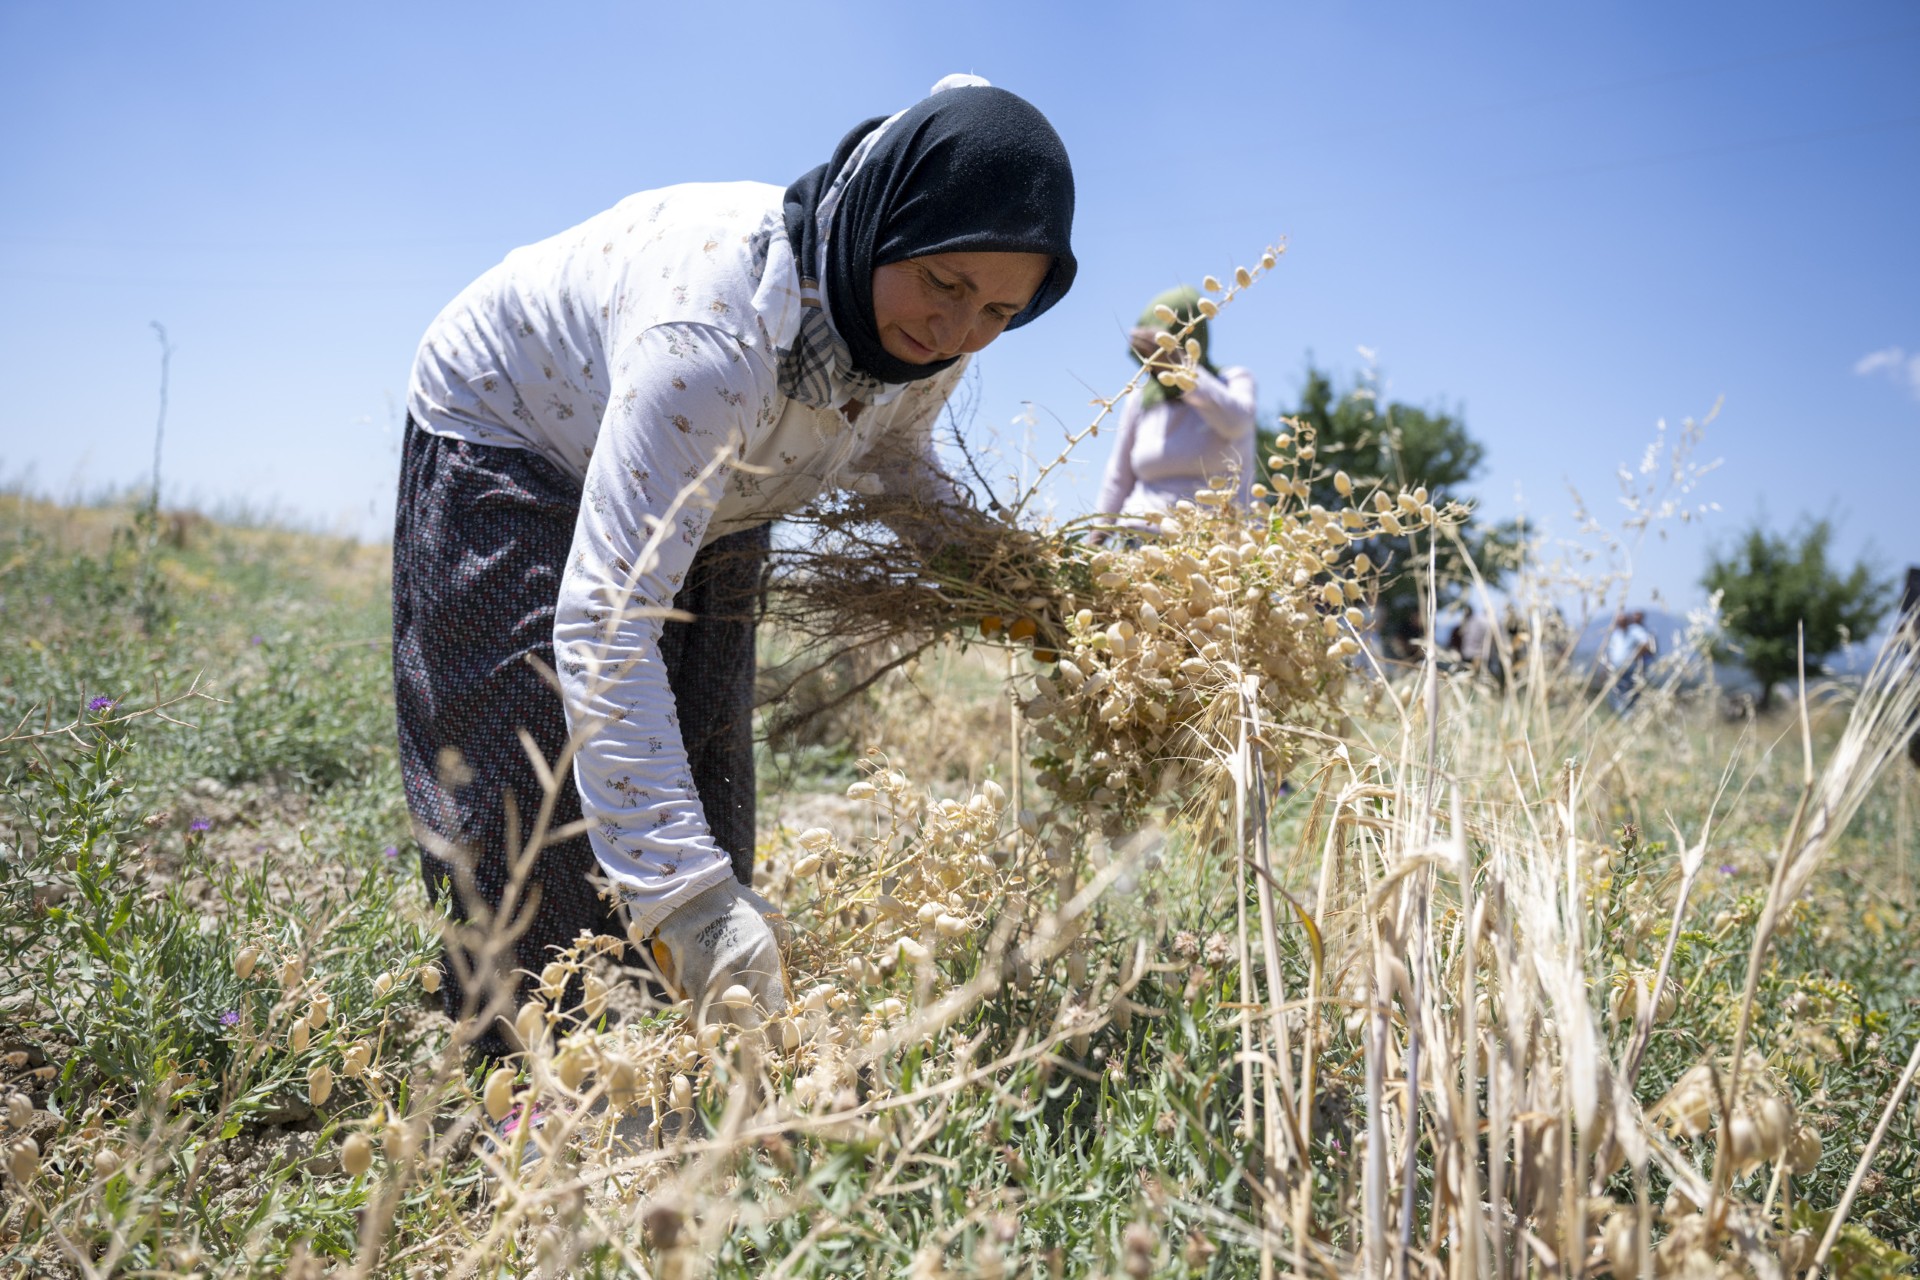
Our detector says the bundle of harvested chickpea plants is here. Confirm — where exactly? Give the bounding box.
[763,248,1457,831]
[5,251,1920,1278]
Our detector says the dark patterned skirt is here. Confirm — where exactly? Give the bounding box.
[391,419,766,1056]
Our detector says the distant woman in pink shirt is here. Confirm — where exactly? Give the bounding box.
[1094,285,1259,526]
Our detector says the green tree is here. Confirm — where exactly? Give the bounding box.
[1702,519,1890,712]
[1256,362,1521,657]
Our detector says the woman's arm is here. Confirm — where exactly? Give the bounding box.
[1183,366,1258,442]
[845,362,970,516]
[554,322,773,937]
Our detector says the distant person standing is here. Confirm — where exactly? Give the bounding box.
[1603,610,1657,712]
[1094,286,1258,528]
[1447,601,1497,678]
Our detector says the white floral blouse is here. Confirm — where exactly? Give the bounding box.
[408,180,966,934]
[1092,366,1260,521]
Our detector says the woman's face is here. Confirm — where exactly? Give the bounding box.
[871,251,1053,365]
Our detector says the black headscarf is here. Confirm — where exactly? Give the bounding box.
[783,85,1077,386]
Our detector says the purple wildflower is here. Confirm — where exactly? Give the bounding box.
[1720,863,1737,875]
[250,635,264,646]
[189,819,211,833]
[220,1010,240,1027]
[88,696,116,712]
[382,845,400,859]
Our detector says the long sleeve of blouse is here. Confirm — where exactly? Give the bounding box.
[554,321,775,936]
[1182,365,1258,442]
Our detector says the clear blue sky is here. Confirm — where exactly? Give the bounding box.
[2,0,1915,612]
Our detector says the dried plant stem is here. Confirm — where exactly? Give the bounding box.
[1713,638,1818,1220]
[1007,647,1023,817]
[1450,786,1482,1280]
[1235,749,1259,1146]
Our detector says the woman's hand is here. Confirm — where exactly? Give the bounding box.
[648,879,790,1027]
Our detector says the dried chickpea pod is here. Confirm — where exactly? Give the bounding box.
[515,1001,547,1052]
[483,1067,516,1122]
[341,1131,373,1177]
[307,1064,334,1108]
[1786,1125,1822,1174]
[1727,1112,1765,1172]
[582,972,610,1021]
[418,965,441,994]
[388,1118,425,1164]
[605,1058,641,1110]
[1601,1211,1637,1276]
[1202,275,1222,293]
[233,946,260,981]
[1753,1094,1792,1161]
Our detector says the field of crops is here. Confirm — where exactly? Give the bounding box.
[2,490,1918,1279]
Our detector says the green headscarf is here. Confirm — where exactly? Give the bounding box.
[1134,284,1220,407]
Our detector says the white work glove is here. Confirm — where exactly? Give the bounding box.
[646,879,790,1027]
